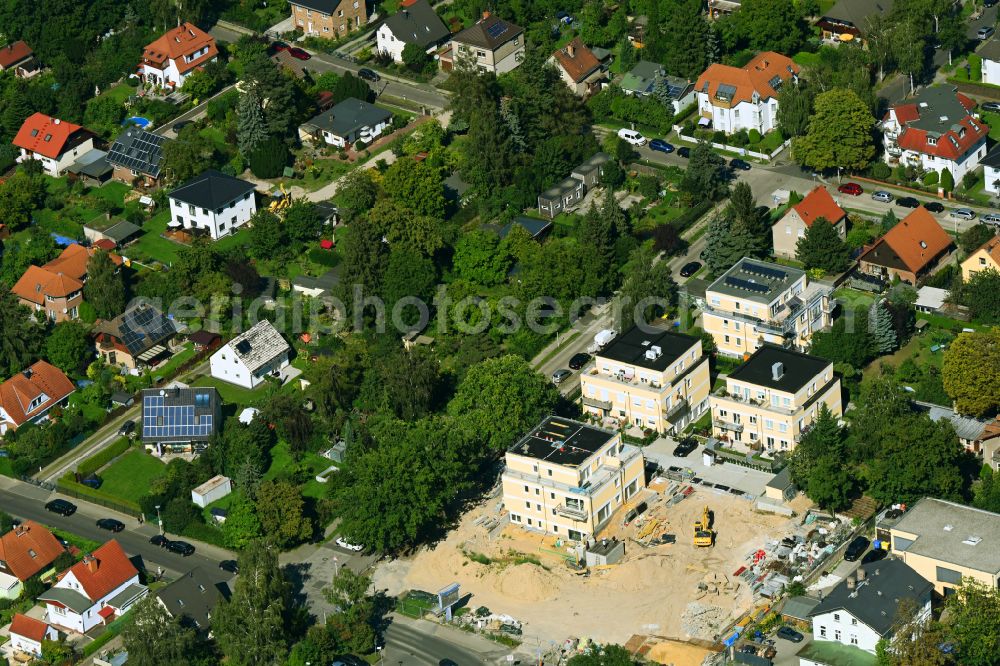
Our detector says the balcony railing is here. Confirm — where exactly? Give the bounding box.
[555,503,589,522]
[713,419,744,433]
[663,397,689,423]
[713,388,796,416]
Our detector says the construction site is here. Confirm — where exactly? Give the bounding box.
[375,474,827,665]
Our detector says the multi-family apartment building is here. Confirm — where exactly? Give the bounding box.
[290,0,368,37]
[501,416,646,541]
[709,345,842,452]
[580,326,710,434]
[694,51,798,135]
[702,258,833,358]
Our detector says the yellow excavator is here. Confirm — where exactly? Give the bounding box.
[268,183,291,215]
[693,505,715,548]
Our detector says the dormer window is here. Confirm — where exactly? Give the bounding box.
[44,134,52,142]
[927,136,937,146]
[30,129,38,137]
[959,127,966,139]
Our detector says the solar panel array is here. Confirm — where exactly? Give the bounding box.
[742,262,787,281]
[666,82,687,100]
[725,276,770,294]
[486,20,508,38]
[142,394,214,441]
[119,306,176,355]
[107,130,166,178]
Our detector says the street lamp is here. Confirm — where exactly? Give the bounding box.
[155,504,163,535]
[375,645,384,666]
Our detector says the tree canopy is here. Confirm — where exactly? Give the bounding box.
[793,89,876,172]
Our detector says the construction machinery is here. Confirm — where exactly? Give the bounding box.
[693,505,715,548]
[268,183,291,215]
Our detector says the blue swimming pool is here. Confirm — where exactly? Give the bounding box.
[123,116,151,128]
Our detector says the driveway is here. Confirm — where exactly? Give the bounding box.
[642,436,776,497]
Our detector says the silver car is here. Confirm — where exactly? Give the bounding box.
[871,190,894,203]
[983,213,1000,226]
[950,208,977,221]
[551,368,572,384]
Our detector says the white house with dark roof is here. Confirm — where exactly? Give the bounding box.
[982,39,1000,86]
[209,320,291,389]
[168,169,257,240]
[438,12,524,75]
[376,0,450,63]
[299,98,393,148]
[155,567,223,632]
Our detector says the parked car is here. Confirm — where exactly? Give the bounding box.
[673,437,699,457]
[895,196,920,208]
[150,534,169,547]
[837,182,863,196]
[44,499,77,516]
[844,535,870,562]
[166,540,195,556]
[862,548,887,564]
[776,627,804,643]
[950,207,977,221]
[730,158,752,171]
[871,190,894,203]
[924,201,945,213]
[336,537,364,552]
[81,475,102,489]
[288,47,311,61]
[118,419,136,436]
[650,138,674,153]
[617,128,647,146]
[982,102,1000,113]
[551,368,572,384]
[677,147,691,158]
[679,261,702,278]
[358,68,380,82]
[568,353,591,370]
[983,213,1000,226]
[978,26,995,40]
[171,120,192,133]
[219,560,240,574]
[96,518,125,533]
[269,41,290,53]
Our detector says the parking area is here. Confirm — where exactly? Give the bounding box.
[642,436,776,497]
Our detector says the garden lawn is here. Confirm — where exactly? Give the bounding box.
[263,441,336,499]
[191,375,270,406]
[833,287,876,310]
[131,210,182,264]
[68,393,107,423]
[151,343,197,381]
[280,158,355,192]
[99,449,167,504]
[97,83,136,106]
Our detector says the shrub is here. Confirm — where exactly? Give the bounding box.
[637,174,660,199]
[249,137,290,178]
[922,171,939,186]
[970,54,983,82]
[962,170,979,190]
[354,139,366,151]
[748,129,762,144]
[682,121,696,136]
[893,164,908,181]
[870,162,891,180]
[77,437,132,476]
[44,194,65,210]
[711,130,727,143]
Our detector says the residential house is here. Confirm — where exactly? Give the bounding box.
[0,41,41,78]
[289,0,368,37]
[709,345,842,452]
[106,128,169,187]
[707,0,741,19]
[771,186,847,259]
[93,302,176,372]
[141,385,221,455]
[702,258,833,357]
[913,400,996,454]
[438,12,524,75]
[983,143,1000,195]
[0,521,66,599]
[981,431,1000,473]
[537,152,610,218]
[550,38,609,97]
[887,497,1000,593]
[881,86,988,182]
[498,217,553,241]
[913,286,950,314]
[804,558,932,660]
[817,0,895,45]
[580,326,711,434]
[8,615,58,658]
[83,220,143,248]
[571,152,612,188]
[139,23,218,90]
[12,113,96,177]
[209,320,291,389]
[694,52,799,135]
[376,0,450,63]
[501,416,646,540]
[10,243,123,323]
[0,362,75,436]
[961,235,1000,280]
[155,568,224,632]
[980,38,1000,86]
[857,207,952,285]
[39,540,147,634]
[168,169,257,240]
[299,98,392,148]
[620,61,695,114]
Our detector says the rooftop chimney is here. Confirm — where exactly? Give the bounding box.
[771,362,784,381]
[567,44,575,58]
[84,555,98,574]
[482,10,490,20]
[856,567,866,581]
[53,118,60,125]
[846,576,856,590]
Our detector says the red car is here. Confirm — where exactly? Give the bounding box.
[837,182,863,196]
[288,47,311,61]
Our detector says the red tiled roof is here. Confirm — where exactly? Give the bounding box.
[9,614,49,643]
[0,361,75,429]
[890,104,920,124]
[0,41,33,69]
[93,239,117,251]
[860,207,952,274]
[143,23,218,75]
[956,92,976,112]
[62,540,137,602]
[10,265,83,305]
[695,51,799,107]
[552,38,601,83]
[0,521,65,581]
[12,113,86,160]
[45,243,122,280]
[791,186,847,227]
[896,117,989,160]
[972,236,1000,266]
[97,606,116,620]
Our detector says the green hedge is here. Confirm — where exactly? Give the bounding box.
[77,438,132,476]
[82,615,128,656]
[672,200,714,234]
[57,476,142,515]
[182,521,228,548]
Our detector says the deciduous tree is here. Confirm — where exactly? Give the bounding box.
[83,249,127,319]
[452,230,510,287]
[121,595,204,666]
[254,480,312,548]
[796,217,852,273]
[45,321,92,375]
[0,290,42,375]
[380,159,446,219]
[942,328,1000,416]
[793,89,875,172]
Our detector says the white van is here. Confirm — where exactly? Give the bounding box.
[617,128,647,146]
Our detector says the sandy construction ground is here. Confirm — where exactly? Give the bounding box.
[375,486,796,646]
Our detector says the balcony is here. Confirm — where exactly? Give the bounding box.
[713,388,795,416]
[581,363,667,391]
[713,419,744,433]
[663,397,689,423]
[582,396,613,411]
[555,503,589,522]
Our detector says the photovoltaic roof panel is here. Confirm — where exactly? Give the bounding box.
[486,20,508,38]
[107,130,166,178]
[725,276,770,294]
[742,262,787,281]
[119,306,176,356]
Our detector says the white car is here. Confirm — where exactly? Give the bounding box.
[617,128,647,146]
[982,213,1000,226]
[336,537,363,552]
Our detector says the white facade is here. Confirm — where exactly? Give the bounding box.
[168,190,256,240]
[191,475,232,507]
[17,137,95,177]
[886,140,988,183]
[318,118,390,148]
[696,93,779,135]
[986,161,1000,194]
[811,598,931,655]
[45,570,144,634]
[141,46,215,89]
[376,24,408,62]
[209,328,291,389]
[9,625,57,657]
[983,56,1000,86]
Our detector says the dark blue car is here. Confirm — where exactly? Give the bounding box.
[650,139,674,153]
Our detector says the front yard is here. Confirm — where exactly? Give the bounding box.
[99,449,167,504]
[190,375,272,407]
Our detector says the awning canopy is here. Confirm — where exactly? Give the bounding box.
[698,117,711,127]
[136,344,168,362]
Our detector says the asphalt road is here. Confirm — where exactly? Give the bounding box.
[381,616,520,665]
[0,480,236,587]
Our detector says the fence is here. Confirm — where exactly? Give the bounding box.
[56,478,142,517]
[674,133,791,162]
